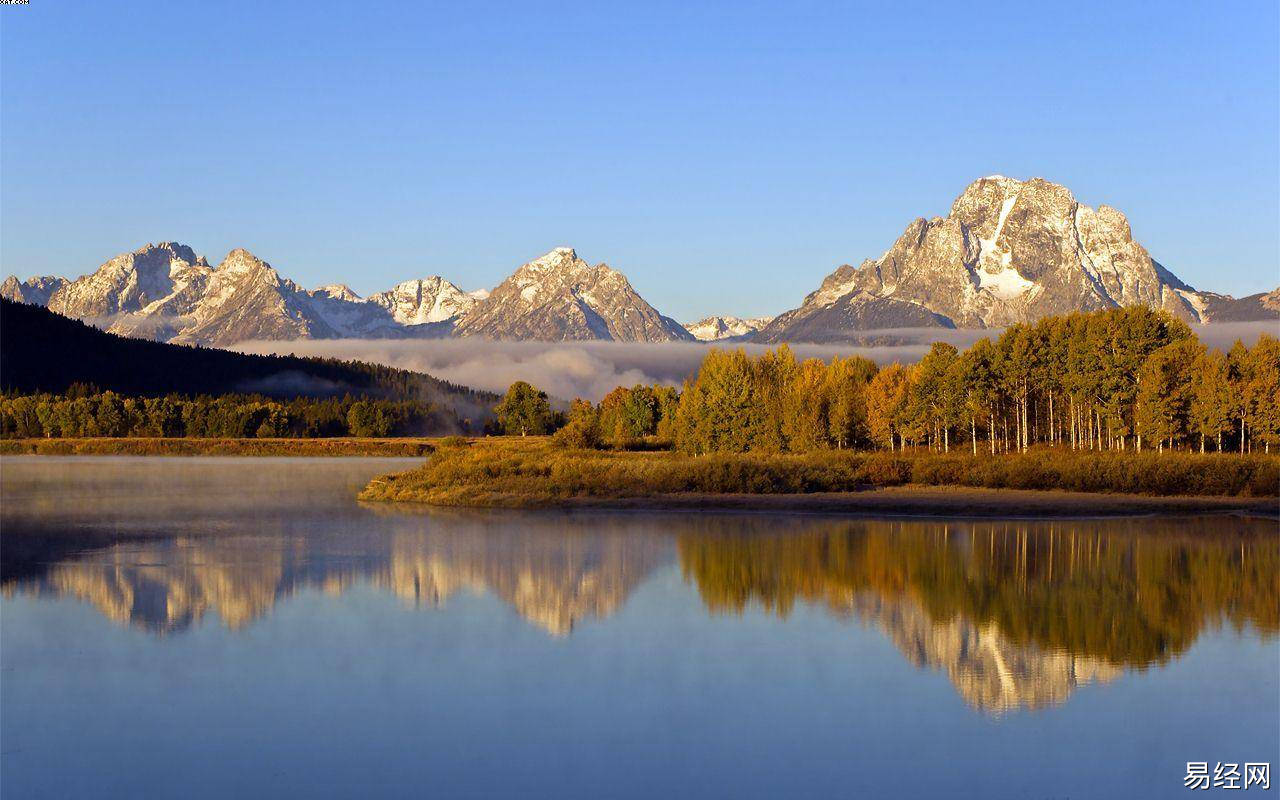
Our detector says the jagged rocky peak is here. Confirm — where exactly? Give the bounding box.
[754,175,1239,343]
[454,247,693,342]
[1,275,70,305]
[684,315,774,341]
[368,275,479,326]
[526,246,580,271]
[45,241,212,320]
[170,247,338,346]
[215,247,274,276]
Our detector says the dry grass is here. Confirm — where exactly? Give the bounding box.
[0,437,444,457]
[358,438,1280,507]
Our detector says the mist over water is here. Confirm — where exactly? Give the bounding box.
[233,321,1276,401]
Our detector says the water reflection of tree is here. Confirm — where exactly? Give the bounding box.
[678,516,1279,668]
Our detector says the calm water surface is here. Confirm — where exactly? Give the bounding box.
[2,457,1277,799]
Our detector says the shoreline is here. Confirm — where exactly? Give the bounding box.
[0,437,441,457]
[360,485,1280,519]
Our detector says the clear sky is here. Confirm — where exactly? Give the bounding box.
[2,0,1277,320]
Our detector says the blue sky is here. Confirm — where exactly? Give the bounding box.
[2,0,1277,320]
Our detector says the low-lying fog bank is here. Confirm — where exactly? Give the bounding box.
[234,322,1275,402]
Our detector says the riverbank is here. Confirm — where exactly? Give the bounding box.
[0,437,443,457]
[443,487,1277,517]
[358,439,1280,515]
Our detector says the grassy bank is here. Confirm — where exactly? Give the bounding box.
[0,437,443,457]
[357,439,1280,509]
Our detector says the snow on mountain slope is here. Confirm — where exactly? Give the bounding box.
[684,315,774,341]
[453,247,693,342]
[368,276,480,326]
[1,275,70,306]
[755,176,1249,343]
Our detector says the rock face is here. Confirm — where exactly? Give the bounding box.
[1,275,70,306]
[684,315,774,341]
[453,247,693,342]
[1195,287,1280,322]
[756,176,1275,342]
[4,243,483,347]
[9,209,1271,347]
[5,243,692,345]
[44,242,211,322]
[168,248,344,346]
[367,276,479,326]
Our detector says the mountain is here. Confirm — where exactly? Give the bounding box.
[367,276,480,326]
[756,176,1279,342]
[2,243,481,346]
[684,315,773,342]
[4,512,669,637]
[453,247,693,342]
[166,248,347,345]
[0,297,495,427]
[1196,287,1280,322]
[0,275,69,306]
[4,243,691,345]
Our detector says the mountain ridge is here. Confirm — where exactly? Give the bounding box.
[5,177,1276,346]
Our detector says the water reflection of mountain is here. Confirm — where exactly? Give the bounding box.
[849,592,1121,713]
[677,516,1278,712]
[3,515,672,637]
[5,512,1275,713]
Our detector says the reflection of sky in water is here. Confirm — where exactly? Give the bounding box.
[2,458,1277,800]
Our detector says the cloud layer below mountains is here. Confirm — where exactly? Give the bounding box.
[235,322,1276,402]
[235,329,1002,402]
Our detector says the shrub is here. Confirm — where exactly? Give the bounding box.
[862,454,912,486]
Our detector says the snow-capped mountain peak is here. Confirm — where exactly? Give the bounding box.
[368,276,479,326]
[453,247,693,341]
[755,175,1252,343]
[313,284,363,302]
[684,315,774,341]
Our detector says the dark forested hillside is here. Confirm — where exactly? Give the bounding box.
[0,298,496,430]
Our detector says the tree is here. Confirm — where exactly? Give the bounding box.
[1228,340,1254,453]
[674,349,767,453]
[653,385,680,442]
[782,358,832,451]
[494,381,554,436]
[826,356,875,449]
[1190,349,1233,452]
[1136,340,1200,451]
[1245,334,1280,453]
[347,400,392,437]
[908,342,960,452]
[552,398,600,449]
[95,392,129,437]
[956,338,1000,455]
[866,363,910,450]
[752,345,798,452]
[597,385,661,447]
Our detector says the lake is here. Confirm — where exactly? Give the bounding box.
[2,457,1276,799]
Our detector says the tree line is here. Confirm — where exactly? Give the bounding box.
[495,307,1279,455]
[0,387,445,439]
[0,297,495,431]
